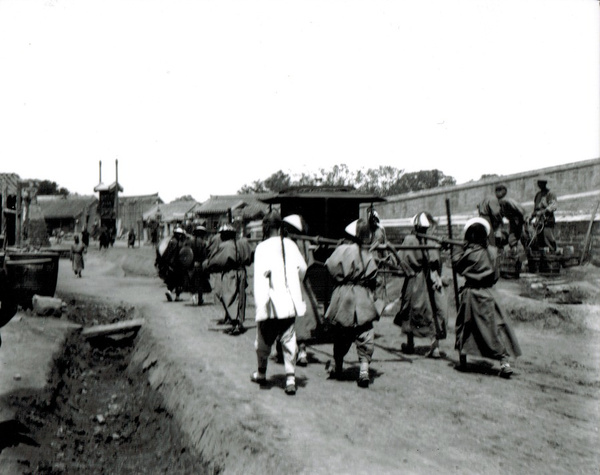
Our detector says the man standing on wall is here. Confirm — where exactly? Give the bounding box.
[531,176,558,252]
[477,184,510,247]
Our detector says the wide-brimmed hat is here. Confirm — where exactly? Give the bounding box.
[174,227,185,234]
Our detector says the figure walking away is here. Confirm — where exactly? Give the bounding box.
[251,211,308,395]
[128,227,136,248]
[452,218,522,378]
[70,235,86,278]
[189,225,211,305]
[81,227,90,248]
[204,223,252,335]
[161,227,187,302]
[394,212,447,358]
[324,218,381,388]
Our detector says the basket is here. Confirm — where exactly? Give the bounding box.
[539,255,561,275]
[500,254,522,279]
[5,254,60,309]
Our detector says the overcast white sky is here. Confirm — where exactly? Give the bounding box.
[1,0,598,203]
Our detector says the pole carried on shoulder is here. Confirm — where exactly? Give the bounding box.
[445,199,461,312]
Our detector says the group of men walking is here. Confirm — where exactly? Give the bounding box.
[157,178,558,395]
[157,222,252,335]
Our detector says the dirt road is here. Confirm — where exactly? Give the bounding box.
[10,244,600,473]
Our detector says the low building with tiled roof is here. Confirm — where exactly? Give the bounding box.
[36,194,99,235]
[194,194,271,231]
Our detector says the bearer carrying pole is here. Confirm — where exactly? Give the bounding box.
[446,198,460,311]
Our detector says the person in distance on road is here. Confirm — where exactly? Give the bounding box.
[161,227,187,302]
[70,234,86,278]
[188,225,211,306]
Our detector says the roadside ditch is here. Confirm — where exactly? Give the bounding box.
[7,298,210,474]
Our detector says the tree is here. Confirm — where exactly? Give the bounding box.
[238,170,291,193]
[263,170,292,193]
[36,180,69,196]
[392,170,456,194]
[356,166,405,196]
[319,164,355,187]
[172,195,197,202]
[237,165,456,197]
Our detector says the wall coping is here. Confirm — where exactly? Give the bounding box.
[381,157,600,204]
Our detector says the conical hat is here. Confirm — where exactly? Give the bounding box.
[464,217,491,236]
[283,214,303,232]
[412,212,431,228]
[345,219,358,237]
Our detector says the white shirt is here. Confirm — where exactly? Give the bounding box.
[253,236,308,321]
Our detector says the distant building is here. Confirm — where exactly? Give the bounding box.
[37,195,99,235]
[143,200,200,241]
[193,194,271,234]
[118,193,163,238]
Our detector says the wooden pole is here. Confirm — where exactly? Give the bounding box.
[446,198,460,311]
[16,181,22,248]
[114,159,119,234]
[580,197,600,264]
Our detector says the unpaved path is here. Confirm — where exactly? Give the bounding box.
[41,245,600,473]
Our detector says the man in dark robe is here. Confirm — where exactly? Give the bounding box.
[189,225,211,305]
[204,224,253,335]
[81,228,90,248]
[394,212,447,358]
[452,218,521,378]
[161,227,187,302]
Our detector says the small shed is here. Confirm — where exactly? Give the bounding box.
[261,186,385,239]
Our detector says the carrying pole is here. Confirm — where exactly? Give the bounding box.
[581,197,600,265]
[446,198,460,311]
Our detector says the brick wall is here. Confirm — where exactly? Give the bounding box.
[365,158,600,261]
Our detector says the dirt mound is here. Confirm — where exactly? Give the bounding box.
[120,249,158,278]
